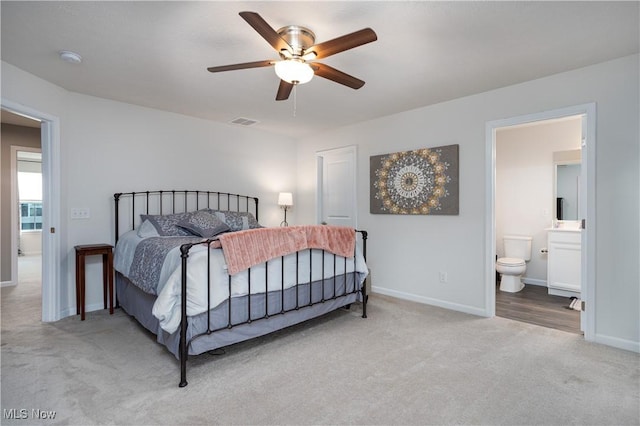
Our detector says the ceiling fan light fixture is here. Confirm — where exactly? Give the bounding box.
[274,60,314,85]
[301,51,317,61]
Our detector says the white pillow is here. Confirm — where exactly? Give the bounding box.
[137,219,159,238]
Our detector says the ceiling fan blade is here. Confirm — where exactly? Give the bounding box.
[276,80,294,101]
[239,11,293,55]
[207,60,274,73]
[305,28,377,59]
[312,62,365,89]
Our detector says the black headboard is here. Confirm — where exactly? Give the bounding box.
[114,190,259,243]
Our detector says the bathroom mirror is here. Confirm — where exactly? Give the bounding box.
[553,150,581,221]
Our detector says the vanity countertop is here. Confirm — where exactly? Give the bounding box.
[546,227,582,232]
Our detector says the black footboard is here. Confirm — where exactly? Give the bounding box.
[177,230,368,387]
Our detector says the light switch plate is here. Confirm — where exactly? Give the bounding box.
[71,208,90,219]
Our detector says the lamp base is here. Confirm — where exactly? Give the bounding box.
[280,206,289,227]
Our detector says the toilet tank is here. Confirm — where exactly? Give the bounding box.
[503,235,533,261]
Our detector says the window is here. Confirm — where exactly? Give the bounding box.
[20,202,43,230]
[17,163,43,232]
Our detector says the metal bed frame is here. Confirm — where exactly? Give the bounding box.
[114,190,368,387]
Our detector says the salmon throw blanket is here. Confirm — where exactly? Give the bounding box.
[217,225,356,275]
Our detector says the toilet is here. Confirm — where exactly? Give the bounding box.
[496,235,532,293]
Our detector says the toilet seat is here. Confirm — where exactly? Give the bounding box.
[496,257,525,267]
[496,257,526,293]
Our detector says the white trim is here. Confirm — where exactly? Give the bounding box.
[315,155,323,224]
[1,281,16,288]
[582,106,597,342]
[548,287,580,298]
[485,123,497,318]
[522,278,547,287]
[372,286,487,317]
[594,333,640,354]
[485,103,596,342]
[2,98,62,322]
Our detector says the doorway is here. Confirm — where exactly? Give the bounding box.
[485,103,596,342]
[14,148,43,311]
[1,101,61,322]
[2,116,43,325]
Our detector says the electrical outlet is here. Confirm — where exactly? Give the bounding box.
[439,271,448,283]
[71,208,90,219]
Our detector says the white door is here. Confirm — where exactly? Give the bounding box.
[316,146,357,228]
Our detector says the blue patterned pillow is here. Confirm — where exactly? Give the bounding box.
[176,210,230,238]
[213,210,262,231]
[140,212,194,236]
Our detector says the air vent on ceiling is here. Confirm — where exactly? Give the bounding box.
[230,117,259,127]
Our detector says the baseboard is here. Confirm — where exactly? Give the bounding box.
[60,306,76,319]
[372,285,639,354]
[59,302,111,320]
[522,277,546,287]
[1,280,16,288]
[548,287,580,298]
[371,286,487,317]
[85,302,107,313]
[594,333,640,353]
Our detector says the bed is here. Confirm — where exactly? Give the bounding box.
[113,190,369,387]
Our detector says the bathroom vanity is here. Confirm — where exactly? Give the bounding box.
[547,228,581,297]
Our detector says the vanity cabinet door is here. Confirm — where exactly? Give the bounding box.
[547,231,581,293]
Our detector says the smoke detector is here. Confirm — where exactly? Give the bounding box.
[59,50,82,64]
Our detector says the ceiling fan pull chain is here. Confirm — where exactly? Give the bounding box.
[293,84,297,117]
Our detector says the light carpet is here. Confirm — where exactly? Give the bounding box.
[1,279,639,425]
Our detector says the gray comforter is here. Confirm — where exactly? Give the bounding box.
[128,236,203,295]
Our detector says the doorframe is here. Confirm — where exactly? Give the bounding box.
[10,145,42,287]
[2,98,61,322]
[315,145,358,228]
[485,103,596,342]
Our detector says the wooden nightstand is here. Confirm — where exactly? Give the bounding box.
[75,244,114,321]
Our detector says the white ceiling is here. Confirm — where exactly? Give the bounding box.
[1,1,638,138]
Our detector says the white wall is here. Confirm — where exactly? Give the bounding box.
[296,54,639,351]
[496,118,582,285]
[19,232,42,255]
[3,53,638,351]
[2,61,297,317]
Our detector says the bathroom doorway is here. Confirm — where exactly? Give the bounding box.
[486,104,595,341]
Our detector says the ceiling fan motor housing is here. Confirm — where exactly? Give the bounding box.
[277,25,316,56]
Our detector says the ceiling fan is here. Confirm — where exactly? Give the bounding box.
[207,11,377,101]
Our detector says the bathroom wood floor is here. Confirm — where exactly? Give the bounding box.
[496,284,581,334]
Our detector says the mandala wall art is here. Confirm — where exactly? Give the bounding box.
[370,144,459,215]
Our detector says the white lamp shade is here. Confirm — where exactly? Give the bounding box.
[278,192,293,207]
[274,60,314,85]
